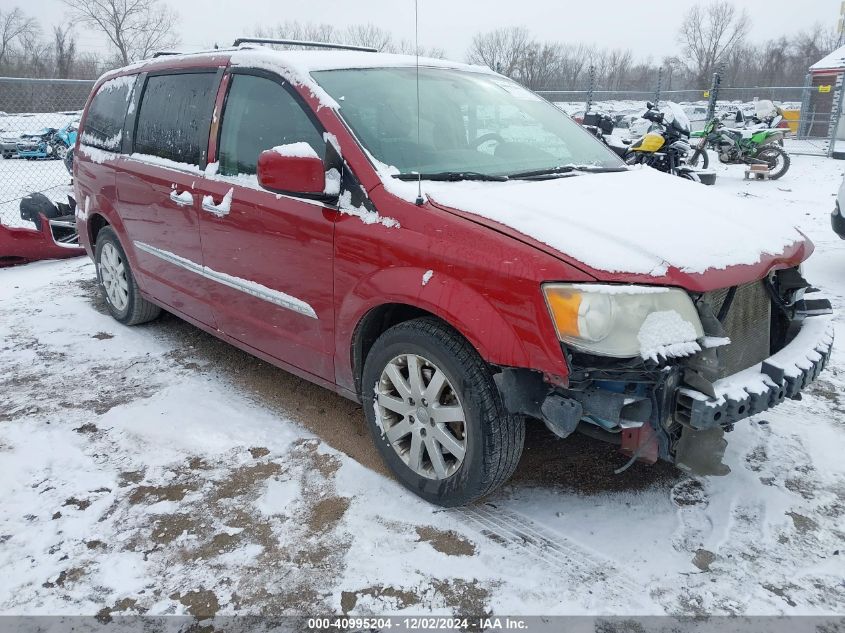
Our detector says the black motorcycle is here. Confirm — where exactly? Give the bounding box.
[623,103,716,185]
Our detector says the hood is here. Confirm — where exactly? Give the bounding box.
[421,167,809,292]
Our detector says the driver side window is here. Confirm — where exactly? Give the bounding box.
[218,74,324,177]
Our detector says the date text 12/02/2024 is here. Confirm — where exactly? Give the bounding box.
[307,617,528,630]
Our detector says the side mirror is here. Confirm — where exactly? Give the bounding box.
[646,101,655,109]
[257,144,326,196]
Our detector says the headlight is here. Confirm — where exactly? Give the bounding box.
[543,283,704,358]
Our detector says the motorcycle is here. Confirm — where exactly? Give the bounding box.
[624,102,715,184]
[581,111,630,159]
[689,112,790,179]
[688,118,789,178]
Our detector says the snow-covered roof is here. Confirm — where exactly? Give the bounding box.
[810,44,845,72]
[97,46,496,109]
[232,48,491,74]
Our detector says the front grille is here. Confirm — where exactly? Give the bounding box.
[703,281,771,377]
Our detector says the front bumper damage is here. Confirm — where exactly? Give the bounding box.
[676,315,833,430]
[496,270,834,477]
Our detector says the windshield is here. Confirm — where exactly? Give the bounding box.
[311,67,624,178]
[662,102,691,135]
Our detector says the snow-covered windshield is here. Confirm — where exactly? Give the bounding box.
[311,67,624,177]
[662,102,691,135]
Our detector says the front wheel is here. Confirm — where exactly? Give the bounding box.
[755,146,790,180]
[362,317,525,506]
[688,148,709,169]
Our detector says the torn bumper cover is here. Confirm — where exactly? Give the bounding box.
[675,315,834,430]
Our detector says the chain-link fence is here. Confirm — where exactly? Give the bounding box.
[1,71,843,237]
[538,73,845,158]
[0,77,94,232]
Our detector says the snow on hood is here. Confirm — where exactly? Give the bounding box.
[392,167,804,277]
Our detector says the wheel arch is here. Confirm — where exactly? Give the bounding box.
[339,267,532,398]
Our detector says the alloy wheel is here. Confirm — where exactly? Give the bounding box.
[375,353,467,480]
[99,242,129,311]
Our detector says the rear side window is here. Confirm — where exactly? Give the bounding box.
[134,73,218,166]
[82,75,136,151]
[218,74,324,177]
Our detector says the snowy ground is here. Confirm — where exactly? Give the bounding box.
[0,154,844,618]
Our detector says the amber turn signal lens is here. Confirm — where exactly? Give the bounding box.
[544,287,581,338]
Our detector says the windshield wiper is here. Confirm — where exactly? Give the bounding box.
[507,165,627,179]
[393,171,509,182]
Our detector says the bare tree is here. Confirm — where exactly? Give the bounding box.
[60,0,179,65]
[344,23,393,51]
[466,27,531,77]
[53,25,76,78]
[678,1,750,84]
[0,7,38,66]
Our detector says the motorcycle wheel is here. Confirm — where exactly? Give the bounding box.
[688,149,710,169]
[755,146,790,180]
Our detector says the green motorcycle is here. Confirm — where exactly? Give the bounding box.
[689,117,790,179]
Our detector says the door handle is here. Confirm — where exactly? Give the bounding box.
[200,188,233,218]
[169,190,193,207]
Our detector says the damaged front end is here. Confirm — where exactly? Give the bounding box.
[496,268,833,476]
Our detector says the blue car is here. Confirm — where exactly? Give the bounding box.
[16,122,78,160]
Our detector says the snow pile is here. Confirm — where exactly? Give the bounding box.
[338,190,400,229]
[637,310,702,362]
[272,142,318,159]
[422,270,434,286]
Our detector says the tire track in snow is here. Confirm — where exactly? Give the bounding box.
[453,505,646,608]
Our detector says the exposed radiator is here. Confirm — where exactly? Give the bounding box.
[703,281,772,377]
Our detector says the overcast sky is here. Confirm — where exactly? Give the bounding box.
[21,0,842,61]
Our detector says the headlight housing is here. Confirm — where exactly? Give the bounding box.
[542,283,704,358]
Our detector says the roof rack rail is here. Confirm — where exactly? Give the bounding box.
[152,50,181,58]
[232,37,377,53]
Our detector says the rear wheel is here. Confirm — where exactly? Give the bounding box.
[362,317,524,506]
[755,146,790,180]
[95,227,161,325]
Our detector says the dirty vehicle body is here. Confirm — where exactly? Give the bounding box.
[74,45,833,506]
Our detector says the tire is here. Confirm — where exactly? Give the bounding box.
[94,227,161,325]
[362,317,525,506]
[624,152,639,166]
[688,148,709,169]
[755,146,790,180]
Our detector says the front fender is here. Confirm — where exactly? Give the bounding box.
[334,266,542,394]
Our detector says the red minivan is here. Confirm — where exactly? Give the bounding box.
[74,42,833,506]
